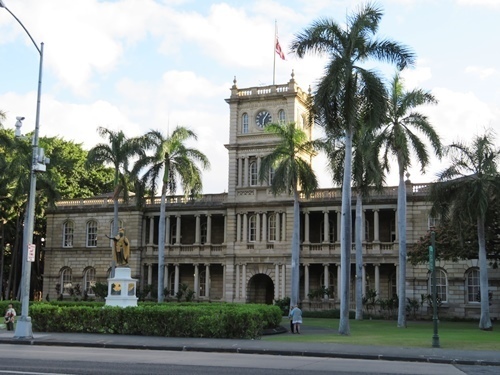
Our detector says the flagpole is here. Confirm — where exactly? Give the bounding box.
[273,19,277,85]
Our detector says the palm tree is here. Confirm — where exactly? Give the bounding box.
[374,73,441,328]
[87,127,143,275]
[430,131,499,330]
[258,122,318,308]
[133,127,210,303]
[291,3,414,334]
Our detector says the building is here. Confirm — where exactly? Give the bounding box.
[43,75,499,320]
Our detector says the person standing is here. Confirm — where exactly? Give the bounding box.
[289,305,303,334]
[4,303,16,331]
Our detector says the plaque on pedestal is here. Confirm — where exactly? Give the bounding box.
[105,267,138,307]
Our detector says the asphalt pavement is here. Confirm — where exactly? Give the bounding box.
[0,323,499,367]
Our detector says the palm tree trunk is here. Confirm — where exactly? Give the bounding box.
[397,168,407,328]
[157,185,167,303]
[290,189,301,307]
[477,216,492,330]
[339,130,353,335]
[355,191,363,320]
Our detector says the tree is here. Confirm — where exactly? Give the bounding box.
[87,127,143,273]
[258,122,318,307]
[374,73,441,328]
[133,127,210,303]
[429,131,499,330]
[291,3,414,334]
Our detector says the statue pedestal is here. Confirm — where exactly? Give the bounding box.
[105,267,138,307]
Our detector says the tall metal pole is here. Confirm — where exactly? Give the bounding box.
[0,0,43,340]
[430,230,440,348]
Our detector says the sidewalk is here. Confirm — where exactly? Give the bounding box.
[0,325,499,367]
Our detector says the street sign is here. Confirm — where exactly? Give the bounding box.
[27,243,36,262]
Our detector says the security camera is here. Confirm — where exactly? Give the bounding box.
[16,116,25,121]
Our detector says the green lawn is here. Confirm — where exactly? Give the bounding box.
[263,318,500,351]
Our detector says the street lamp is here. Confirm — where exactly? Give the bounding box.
[428,228,440,348]
[0,0,46,339]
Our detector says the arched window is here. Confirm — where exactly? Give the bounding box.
[242,113,249,134]
[268,213,277,241]
[63,220,74,248]
[278,109,286,123]
[428,268,447,303]
[60,267,72,295]
[248,214,257,242]
[466,268,480,303]
[249,161,258,186]
[84,267,96,295]
[86,220,98,247]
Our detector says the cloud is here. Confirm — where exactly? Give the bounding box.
[465,66,498,80]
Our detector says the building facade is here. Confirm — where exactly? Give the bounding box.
[43,75,499,320]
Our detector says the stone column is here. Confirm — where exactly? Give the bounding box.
[222,264,226,301]
[336,211,341,243]
[165,216,171,245]
[336,264,341,301]
[223,215,227,244]
[205,264,210,299]
[262,212,267,243]
[304,211,310,243]
[147,263,153,286]
[323,210,329,243]
[256,213,261,242]
[304,264,310,301]
[373,209,380,242]
[175,215,181,245]
[274,263,280,300]
[195,215,201,244]
[395,264,399,293]
[242,264,247,301]
[394,209,398,241]
[164,264,169,296]
[374,263,380,297]
[281,212,286,240]
[236,213,241,242]
[244,157,249,186]
[238,158,243,187]
[194,263,199,298]
[276,212,281,242]
[323,263,329,299]
[206,214,212,244]
[362,264,366,296]
[174,264,180,294]
[242,213,248,243]
[281,264,286,298]
[235,264,240,299]
[149,217,154,244]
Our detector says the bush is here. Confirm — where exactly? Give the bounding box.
[29,302,282,339]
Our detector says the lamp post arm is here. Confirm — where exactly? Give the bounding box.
[0,2,41,55]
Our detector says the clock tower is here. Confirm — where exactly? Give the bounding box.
[224,71,312,202]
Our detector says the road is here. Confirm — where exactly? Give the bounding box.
[0,344,497,375]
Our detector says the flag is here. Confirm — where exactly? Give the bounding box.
[275,38,285,60]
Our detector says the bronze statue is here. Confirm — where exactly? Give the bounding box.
[106,228,130,266]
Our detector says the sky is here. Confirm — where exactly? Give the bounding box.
[0,0,499,194]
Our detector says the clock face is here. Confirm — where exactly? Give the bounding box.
[256,111,272,128]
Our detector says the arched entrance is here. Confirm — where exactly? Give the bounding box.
[247,274,274,304]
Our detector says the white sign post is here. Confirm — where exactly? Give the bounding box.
[27,244,36,262]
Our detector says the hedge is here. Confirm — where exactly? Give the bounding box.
[28,302,282,339]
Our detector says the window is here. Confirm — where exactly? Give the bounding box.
[170,223,177,244]
[201,223,207,244]
[319,271,336,298]
[242,113,249,134]
[278,109,286,123]
[364,219,370,241]
[268,167,275,185]
[169,271,175,296]
[200,269,207,297]
[268,213,277,241]
[428,268,447,303]
[60,267,72,295]
[86,220,98,247]
[248,214,257,242]
[84,267,96,295]
[389,273,397,298]
[428,215,440,229]
[466,268,480,303]
[63,220,74,248]
[249,161,257,186]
